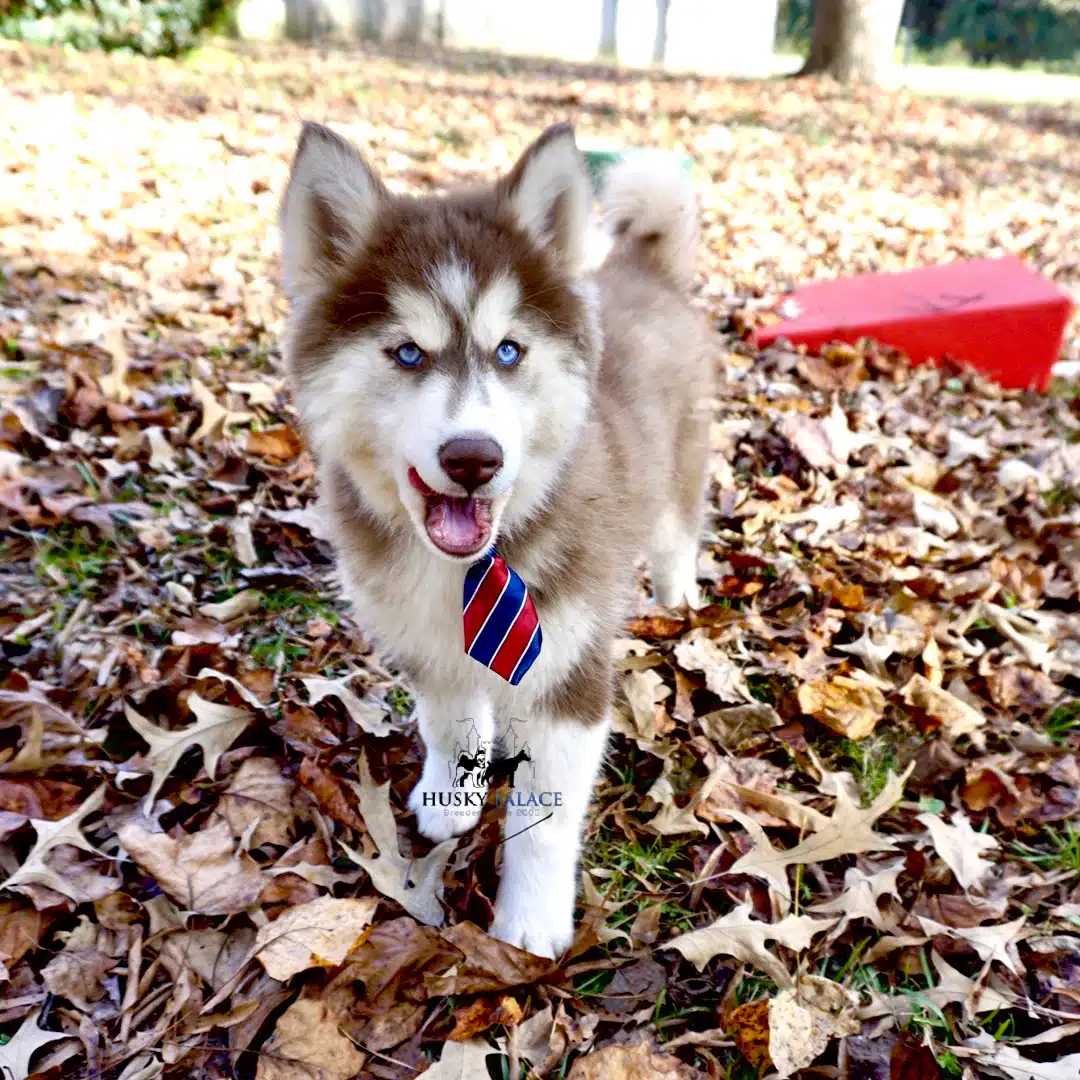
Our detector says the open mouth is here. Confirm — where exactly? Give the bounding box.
[408,467,493,558]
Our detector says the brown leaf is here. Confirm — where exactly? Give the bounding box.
[626,614,690,639]
[256,998,366,1080]
[118,817,265,916]
[297,757,363,830]
[902,675,984,740]
[0,777,84,819]
[0,900,45,971]
[889,1032,939,1080]
[797,677,886,739]
[427,922,557,995]
[332,916,460,1006]
[254,895,379,980]
[986,666,1061,711]
[726,999,772,1073]
[448,995,524,1040]
[246,425,304,461]
[567,1039,698,1079]
[219,757,295,847]
[41,946,116,1010]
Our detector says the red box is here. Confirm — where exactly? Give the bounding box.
[754,257,1073,391]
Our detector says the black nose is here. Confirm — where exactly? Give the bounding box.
[438,436,503,494]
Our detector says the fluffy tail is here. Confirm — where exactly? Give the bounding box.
[597,152,699,290]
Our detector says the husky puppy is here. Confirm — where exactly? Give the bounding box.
[280,122,712,958]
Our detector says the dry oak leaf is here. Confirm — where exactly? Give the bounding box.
[674,632,753,703]
[253,895,379,981]
[619,668,674,742]
[769,974,861,1078]
[256,998,366,1080]
[661,902,836,988]
[339,753,456,926]
[797,676,886,740]
[926,951,1016,1020]
[0,785,111,904]
[568,1039,698,1079]
[420,1039,496,1079]
[219,756,295,848]
[124,695,253,811]
[725,765,913,910]
[427,921,557,995]
[41,944,115,1010]
[301,675,394,737]
[917,915,1027,976]
[0,1007,71,1080]
[916,810,998,892]
[901,674,985,739]
[965,1032,1080,1080]
[118,817,264,916]
[810,861,903,931]
[198,588,264,622]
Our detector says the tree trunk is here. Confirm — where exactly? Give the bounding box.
[600,0,618,56]
[652,0,669,64]
[799,0,905,83]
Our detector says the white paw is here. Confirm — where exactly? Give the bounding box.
[489,885,575,960]
[408,772,485,842]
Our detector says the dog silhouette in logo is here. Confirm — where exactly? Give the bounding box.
[454,746,487,788]
[481,748,532,788]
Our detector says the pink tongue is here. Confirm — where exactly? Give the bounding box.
[426,496,490,554]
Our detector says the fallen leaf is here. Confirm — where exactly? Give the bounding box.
[769,974,860,1078]
[725,766,913,909]
[567,1039,698,1079]
[339,754,455,925]
[125,695,253,810]
[0,1007,72,1080]
[797,677,886,739]
[916,810,998,892]
[256,998,366,1080]
[902,673,985,739]
[41,944,115,1010]
[661,902,836,987]
[118,817,264,915]
[448,995,524,1040]
[247,425,304,460]
[674,632,752,702]
[965,1032,1080,1080]
[428,921,557,995]
[253,895,379,980]
[302,675,394,737]
[219,756,295,847]
[421,1039,496,1079]
[725,999,771,1072]
[198,588,264,621]
[0,786,111,904]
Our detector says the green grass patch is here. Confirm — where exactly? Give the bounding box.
[1011,822,1080,873]
[1046,700,1080,744]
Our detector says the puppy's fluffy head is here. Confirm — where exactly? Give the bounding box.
[280,122,600,561]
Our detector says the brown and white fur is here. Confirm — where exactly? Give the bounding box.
[280,123,712,958]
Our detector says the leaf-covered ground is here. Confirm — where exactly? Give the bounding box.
[1,39,1080,1080]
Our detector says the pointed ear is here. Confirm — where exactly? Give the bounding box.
[501,123,591,278]
[280,122,387,298]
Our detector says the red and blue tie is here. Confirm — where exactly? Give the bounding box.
[463,552,542,684]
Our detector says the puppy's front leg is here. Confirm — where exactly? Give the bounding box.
[489,714,609,959]
[408,694,493,842]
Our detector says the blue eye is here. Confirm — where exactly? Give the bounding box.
[395,342,423,367]
[496,340,521,366]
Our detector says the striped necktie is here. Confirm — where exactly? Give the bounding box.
[463,551,542,684]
